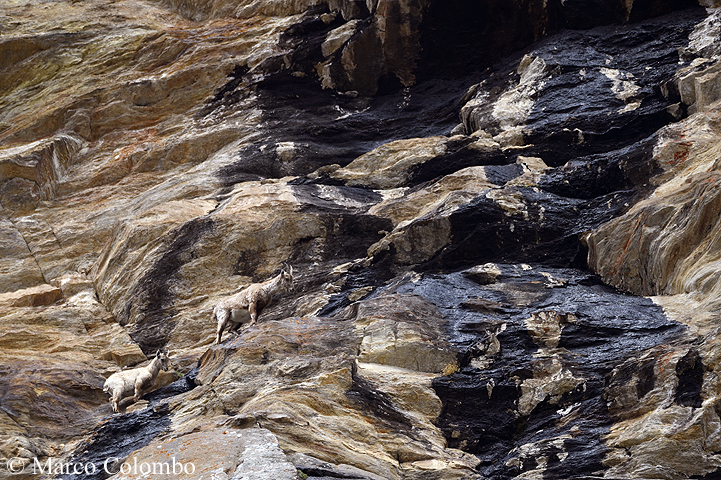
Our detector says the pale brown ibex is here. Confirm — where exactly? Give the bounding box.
[103,349,170,413]
[215,265,294,344]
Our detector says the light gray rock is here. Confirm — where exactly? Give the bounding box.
[230,429,299,480]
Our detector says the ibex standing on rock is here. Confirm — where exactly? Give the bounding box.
[103,349,170,413]
[215,265,294,344]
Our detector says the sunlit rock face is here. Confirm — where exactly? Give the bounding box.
[4,0,721,479]
[581,11,721,478]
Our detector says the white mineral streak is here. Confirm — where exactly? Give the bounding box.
[599,67,641,113]
[686,9,721,59]
[492,55,548,133]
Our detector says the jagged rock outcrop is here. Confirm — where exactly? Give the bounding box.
[4,0,721,479]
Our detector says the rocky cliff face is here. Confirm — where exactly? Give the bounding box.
[3,0,721,479]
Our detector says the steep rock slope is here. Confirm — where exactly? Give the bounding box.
[2,0,721,479]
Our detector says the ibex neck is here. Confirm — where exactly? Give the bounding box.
[263,273,283,292]
[147,356,162,377]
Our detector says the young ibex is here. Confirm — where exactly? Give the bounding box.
[103,349,170,413]
[215,265,294,344]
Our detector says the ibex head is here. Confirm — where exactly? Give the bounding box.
[156,349,170,371]
[280,264,294,292]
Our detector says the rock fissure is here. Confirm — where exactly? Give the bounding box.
[8,218,50,286]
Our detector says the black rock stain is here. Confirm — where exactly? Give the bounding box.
[385,267,686,478]
[675,348,704,408]
[56,369,198,480]
[57,405,171,480]
[345,365,416,436]
[122,217,214,356]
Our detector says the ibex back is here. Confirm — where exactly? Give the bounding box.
[215,265,294,344]
[103,349,170,413]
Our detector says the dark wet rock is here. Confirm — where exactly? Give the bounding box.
[460,8,705,164]
[58,405,171,480]
[346,369,416,431]
[214,76,465,183]
[674,348,705,408]
[403,187,629,271]
[417,0,698,81]
[143,367,199,406]
[538,136,658,201]
[370,265,684,479]
[460,298,510,314]
[305,9,711,278]
[291,452,387,480]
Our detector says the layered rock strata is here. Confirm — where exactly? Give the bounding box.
[2,0,721,479]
